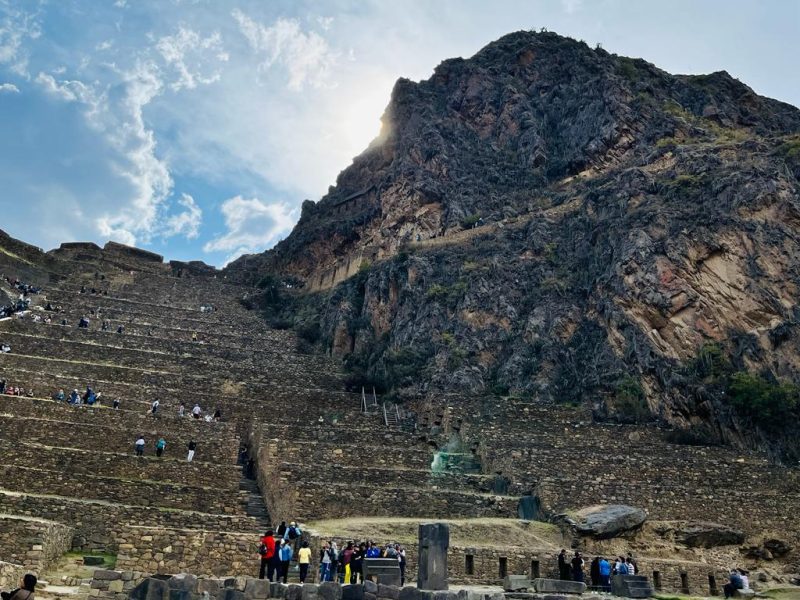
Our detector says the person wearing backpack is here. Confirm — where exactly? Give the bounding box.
[258,530,276,580]
[155,438,167,457]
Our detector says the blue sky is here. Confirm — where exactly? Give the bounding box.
[0,0,798,266]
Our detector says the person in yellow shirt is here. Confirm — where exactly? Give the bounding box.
[297,541,312,583]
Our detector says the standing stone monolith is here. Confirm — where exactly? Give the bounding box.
[418,522,449,590]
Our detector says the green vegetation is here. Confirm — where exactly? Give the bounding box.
[460,213,481,229]
[426,280,468,307]
[616,57,640,81]
[728,372,799,431]
[358,260,372,273]
[613,375,652,422]
[776,135,800,160]
[684,342,799,432]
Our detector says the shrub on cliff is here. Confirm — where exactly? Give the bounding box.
[727,372,799,431]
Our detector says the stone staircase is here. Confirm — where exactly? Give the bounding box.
[239,477,271,531]
[612,574,654,598]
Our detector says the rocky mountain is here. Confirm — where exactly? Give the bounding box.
[226,31,800,462]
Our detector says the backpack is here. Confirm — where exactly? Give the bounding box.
[287,527,299,540]
[258,543,268,556]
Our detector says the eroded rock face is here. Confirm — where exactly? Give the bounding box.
[674,522,746,548]
[227,30,800,461]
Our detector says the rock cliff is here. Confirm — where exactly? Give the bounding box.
[225,31,800,462]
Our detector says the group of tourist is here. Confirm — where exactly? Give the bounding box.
[558,549,638,590]
[724,569,751,598]
[257,523,407,586]
[177,402,222,422]
[0,380,34,397]
[134,434,197,462]
[0,276,40,318]
[3,276,41,296]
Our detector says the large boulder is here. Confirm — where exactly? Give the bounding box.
[559,505,647,539]
[675,522,745,548]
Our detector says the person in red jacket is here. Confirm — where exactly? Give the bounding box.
[258,530,276,580]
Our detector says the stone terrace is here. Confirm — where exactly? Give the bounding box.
[0,240,363,576]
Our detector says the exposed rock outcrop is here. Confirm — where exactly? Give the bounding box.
[225,31,800,462]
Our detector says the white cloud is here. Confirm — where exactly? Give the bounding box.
[164,193,202,239]
[232,9,338,90]
[95,40,113,51]
[156,27,227,91]
[561,0,583,14]
[36,72,98,105]
[0,3,42,76]
[203,196,295,264]
[0,82,18,93]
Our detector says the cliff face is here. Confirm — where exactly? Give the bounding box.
[226,31,800,461]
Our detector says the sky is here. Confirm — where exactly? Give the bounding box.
[0,1,798,266]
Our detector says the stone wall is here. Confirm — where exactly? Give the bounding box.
[0,491,257,552]
[0,516,73,574]
[88,569,147,600]
[114,526,257,577]
[0,561,26,591]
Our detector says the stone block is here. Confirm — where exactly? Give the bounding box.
[317,582,342,600]
[418,523,449,591]
[364,594,376,600]
[377,585,400,600]
[169,589,195,600]
[270,583,288,599]
[533,579,586,595]
[169,575,199,592]
[108,581,124,593]
[432,592,457,600]
[244,579,271,600]
[503,576,531,592]
[199,580,222,596]
[222,590,246,600]
[130,577,170,600]
[342,585,365,600]
[301,584,319,600]
[364,581,378,594]
[94,570,122,581]
[121,573,134,582]
[286,584,303,600]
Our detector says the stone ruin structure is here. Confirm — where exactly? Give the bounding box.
[0,230,798,599]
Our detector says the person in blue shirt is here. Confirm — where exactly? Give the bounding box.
[278,540,293,583]
[598,558,612,591]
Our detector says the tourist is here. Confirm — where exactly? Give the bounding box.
[69,389,79,405]
[116,325,124,334]
[397,545,406,586]
[134,435,145,457]
[627,552,638,574]
[151,399,160,414]
[276,521,287,537]
[78,317,89,328]
[723,569,744,599]
[598,557,612,592]
[558,549,571,580]
[187,440,196,462]
[1,573,37,600]
[590,557,600,589]
[738,569,750,590]
[571,551,585,583]
[278,539,293,583]
[155,437,167,457]
[625,556,636,576]
[342,542,353,583]
[258,530,276,580]
[178,402,185,417]
[284,521,302,541]
[213,408,221,421]
[192,403,202,419]
[113,398,120,410]
[0,343,10,353]
[297,541,311,583]
[329,542,339,583]
[615,556,629,575]
[384,544,397,558]
[53,389,65,402]
[350,543,365,584]
[366,541,381,558]
[319,542,332,581]
[0,380,5,394]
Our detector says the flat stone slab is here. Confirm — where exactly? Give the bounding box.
[532,579,586,595]
[503,576,531,592]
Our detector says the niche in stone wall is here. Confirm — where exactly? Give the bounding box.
[465,554,474,575]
